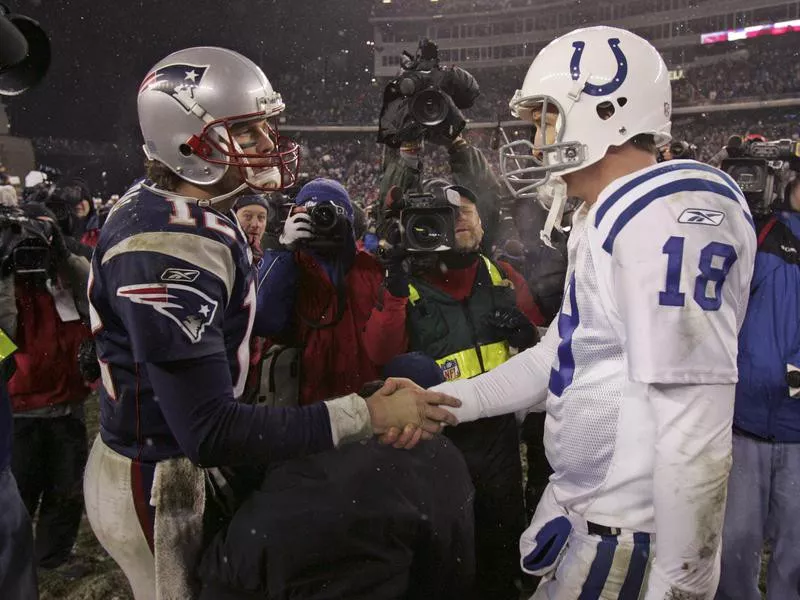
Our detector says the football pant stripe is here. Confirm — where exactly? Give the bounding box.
[617,531,651,600]
[102,231,235,301]
[578,534,618,600]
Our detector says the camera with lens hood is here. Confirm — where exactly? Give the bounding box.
[377,39,480,148]
[385,187,463,253]
[721,137,800,216]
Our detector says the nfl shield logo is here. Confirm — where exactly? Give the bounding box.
[441,359,461,381]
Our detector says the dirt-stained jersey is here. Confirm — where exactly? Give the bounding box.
[545,159,756,529]
[88,180,255,461]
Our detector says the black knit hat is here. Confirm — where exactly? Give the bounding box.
[234,194,270,211]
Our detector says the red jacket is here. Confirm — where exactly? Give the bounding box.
[292,250,388,406]
[8,280,92,412]
[364,257,544,366]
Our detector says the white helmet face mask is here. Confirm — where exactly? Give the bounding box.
[500,26,673,200]
[137,47,300,205]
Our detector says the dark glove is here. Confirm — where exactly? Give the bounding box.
[383,251,409,298]
[77,338,101,382]
[485,307,540,351]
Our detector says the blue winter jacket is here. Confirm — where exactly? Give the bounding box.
[734,210,800,442]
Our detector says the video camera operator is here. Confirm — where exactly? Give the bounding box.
[365,181,543,600]
[25,182,97,260]
[377,39,508,253]
[0,195,93,578]
[716,138,800,600]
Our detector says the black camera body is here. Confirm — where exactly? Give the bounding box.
[378,39,480,148]
[396,190,458,253]
[721,138,800,215]
[0,206,54,277]
[301,201,350,252]
[670,140,697,160]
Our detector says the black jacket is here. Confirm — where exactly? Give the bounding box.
[199,436,476,600]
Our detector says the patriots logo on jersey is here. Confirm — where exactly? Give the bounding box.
[117,283,218,343]
[138,63,209,109]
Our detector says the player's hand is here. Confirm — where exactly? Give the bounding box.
[365,377,460,449]
[278,213,313,248]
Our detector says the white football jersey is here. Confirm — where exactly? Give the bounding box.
[545,159,756,531]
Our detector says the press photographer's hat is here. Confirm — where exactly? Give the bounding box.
[234,194,269,212]
[294,178,354,222]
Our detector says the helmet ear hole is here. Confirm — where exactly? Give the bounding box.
[178,143,193,157]
[596,101,615,121]
[617,97,628,107]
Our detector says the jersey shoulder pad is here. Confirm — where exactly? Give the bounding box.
[592,160,753,256]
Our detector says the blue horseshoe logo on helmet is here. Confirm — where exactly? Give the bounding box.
[570,38,628,96]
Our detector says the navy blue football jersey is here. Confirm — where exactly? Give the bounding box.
[89,180,256,461]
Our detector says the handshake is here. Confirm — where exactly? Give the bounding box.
[361,377,461,449]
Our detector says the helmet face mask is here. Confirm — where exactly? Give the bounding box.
[500,96,587,198]
[187,113,300,192]
[138,46,300,198]
[499,26,672,199]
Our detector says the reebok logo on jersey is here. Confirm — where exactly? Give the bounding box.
[678,209,726,226]
[117,283,217,343]
[161,268,200,283]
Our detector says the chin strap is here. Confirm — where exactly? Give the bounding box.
[539,178,568,249]
[195,182,250,209]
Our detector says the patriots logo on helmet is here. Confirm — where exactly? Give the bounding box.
[117,283,218,343]
[138,63,209,109]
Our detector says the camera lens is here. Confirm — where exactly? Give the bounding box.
[410,89,449,126]
[406,213,448,251]
[310,204,338,233]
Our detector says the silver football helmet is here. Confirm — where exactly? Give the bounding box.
[137,46,299,200]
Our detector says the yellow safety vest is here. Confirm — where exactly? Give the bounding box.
[407,255,512,381]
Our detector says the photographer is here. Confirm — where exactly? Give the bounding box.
[253,178,391,405]
[55,181,100,249]
[25,183,96,260]
[2,200,92,574]
[716,142,800,600]
[365,183,543,600]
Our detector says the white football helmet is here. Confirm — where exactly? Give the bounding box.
[500,26,672,199]
[137,47,299,202]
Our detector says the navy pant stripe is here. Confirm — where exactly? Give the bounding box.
[618,531,652,600]
[578,534,619,600]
